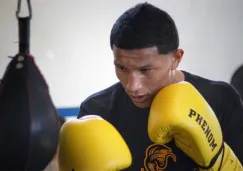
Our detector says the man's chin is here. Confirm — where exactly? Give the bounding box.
[132,101,151,108]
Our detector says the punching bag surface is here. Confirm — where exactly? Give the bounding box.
[0,54,60,170]
[0,1,60,170]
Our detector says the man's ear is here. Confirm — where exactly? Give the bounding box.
[172,49,184,70]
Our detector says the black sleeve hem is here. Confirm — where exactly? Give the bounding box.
[77,102,89,119]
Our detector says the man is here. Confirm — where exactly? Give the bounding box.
[77,2,243,170]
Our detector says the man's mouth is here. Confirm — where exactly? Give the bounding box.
[130,95,147,103]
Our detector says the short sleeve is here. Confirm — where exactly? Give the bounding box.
[220,84,243,164]
[77,102,89,119]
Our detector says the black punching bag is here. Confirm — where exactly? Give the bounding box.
[0,1,60,170]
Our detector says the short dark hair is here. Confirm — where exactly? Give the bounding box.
[110,2,179,54]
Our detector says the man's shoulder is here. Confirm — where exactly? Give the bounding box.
[184,71,241,113]
[205,80,239,100]
[183,70,238,96]
[77,82,124,119]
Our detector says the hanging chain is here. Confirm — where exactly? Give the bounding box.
[16,0,32,19]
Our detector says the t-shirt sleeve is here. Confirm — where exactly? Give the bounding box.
[76,96,114,120]
[77,102,89,119]
[76,82,121,119]
[220,84,243,164]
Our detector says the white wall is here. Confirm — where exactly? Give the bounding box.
[1,0,243,109]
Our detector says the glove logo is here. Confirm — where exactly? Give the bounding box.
[188,109,218,151]
[141,144,176,171]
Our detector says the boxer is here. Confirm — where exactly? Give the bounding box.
[77,2,243,170]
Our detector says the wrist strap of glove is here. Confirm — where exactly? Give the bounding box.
[198,142,224,170]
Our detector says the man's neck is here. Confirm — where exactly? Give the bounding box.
[174,70,185,83]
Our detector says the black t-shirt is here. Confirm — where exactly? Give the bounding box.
[77,71,243,171]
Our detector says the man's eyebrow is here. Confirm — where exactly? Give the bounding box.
[114,61,122,66]
[140,64,153,68]
[114,62,153,69]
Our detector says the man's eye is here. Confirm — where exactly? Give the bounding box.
[140,68,152,72]
[116,66,127,71]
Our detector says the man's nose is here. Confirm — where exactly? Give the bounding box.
[126,73,143,94]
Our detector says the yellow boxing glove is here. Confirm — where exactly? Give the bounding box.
[148,81,243,171]
[58,115,132,171]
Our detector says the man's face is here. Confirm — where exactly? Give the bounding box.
[113,46,183,108]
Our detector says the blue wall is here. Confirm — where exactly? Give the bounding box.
[57,107,79,117]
